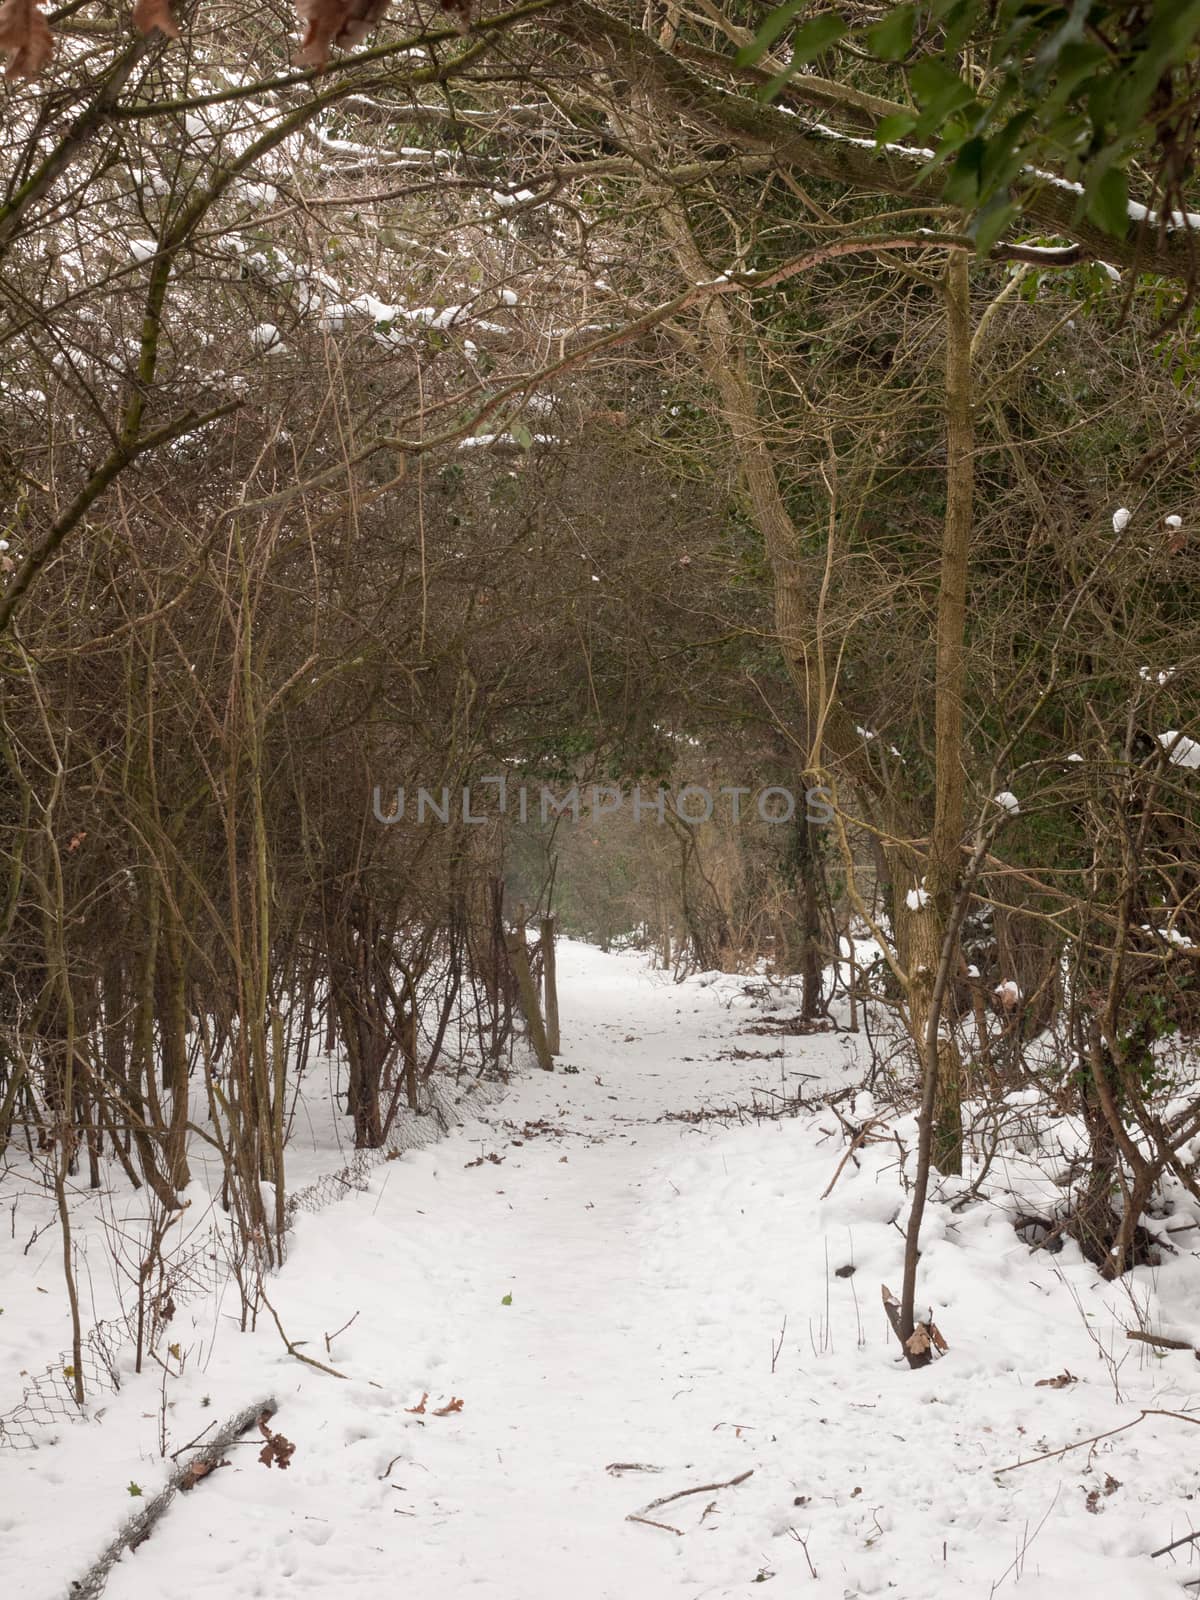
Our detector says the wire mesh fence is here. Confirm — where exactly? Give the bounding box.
[285,1072,506,1218]
[0,1219,230,1451]
[0,1067,509,1450]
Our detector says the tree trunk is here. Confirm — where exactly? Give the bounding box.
[663,203,967,1159]
[541,916,561,1055]
[930,249,972,1162]
[505,929,554,1071]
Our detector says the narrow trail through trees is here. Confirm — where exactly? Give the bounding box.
[20,945,1197,1600]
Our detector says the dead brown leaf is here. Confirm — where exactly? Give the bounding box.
[905,1325,931,1357]
[432,1396,463,1416]
[0,0,53,78]
[257,1415,296,1469]
[1083,1472,1122,1510]
[293,0,388,68]
[131,0,178,38]
[179,1457,223,1490]
[1035,1370,1077,1389]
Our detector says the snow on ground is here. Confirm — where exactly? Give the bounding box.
[4,942,1200,1597]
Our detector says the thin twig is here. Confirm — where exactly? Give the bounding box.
[997,1407,1200,1474]
[996,1414,1146,1473]
[820,1117,885,1199]
[627,1514,684,1535]
[324,1309,360,1355]
[259,1283,349,1380]
[1152,1527,1200,1559]
[635,1468,754,1515]
[168,1419,217,1461]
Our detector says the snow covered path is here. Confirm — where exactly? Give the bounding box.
[8,942,1200,1598]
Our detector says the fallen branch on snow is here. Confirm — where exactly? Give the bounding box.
[1152,1526,1200,1559]
[626,1468,754,1533]
[996,1407,1200,1474]
[820,1114,888,1200]
[628,1513,684,1535]
[260,1282,349,1380]
[1126,1329,1199,1355]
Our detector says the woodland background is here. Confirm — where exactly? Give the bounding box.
[2,0,1200,1376]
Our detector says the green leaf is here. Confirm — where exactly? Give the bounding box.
[970,193,1018,258]
[788,13,847,63]
[1033,0,1090,72]
[913,125,968,181]
[874,111,918,148]
[501,1293,512,1305]
[909,58,976,130]
[909,58,969,102]
[128,1481,143,1498]
[739,8,846,71]
[735,0,804,67]
[1087,166,1129,238]
[509,420,533,451]
[937,0,977,52]
[943,136,986,206]
[980,107,1036,194]
[1043,39,1108,105]
[866,5,914,61]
